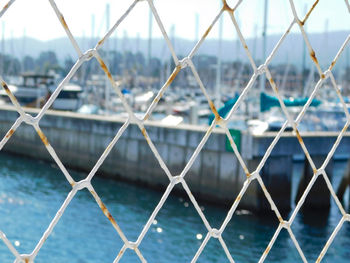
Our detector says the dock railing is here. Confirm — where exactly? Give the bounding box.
[1,0,350,262]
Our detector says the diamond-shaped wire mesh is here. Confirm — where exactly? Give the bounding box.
[0,0,350,262]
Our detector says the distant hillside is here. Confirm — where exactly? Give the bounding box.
[3,30,349,70]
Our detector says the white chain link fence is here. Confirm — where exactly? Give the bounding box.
[0,0,350,262]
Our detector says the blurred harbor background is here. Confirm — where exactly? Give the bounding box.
[0,0,349,128]
[1,0,350,262]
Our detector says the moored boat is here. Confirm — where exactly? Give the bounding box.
[0,73,55,108]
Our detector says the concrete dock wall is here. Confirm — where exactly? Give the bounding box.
[0,106,251,208]
[1,105,349,211]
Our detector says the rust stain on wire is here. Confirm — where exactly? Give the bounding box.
[301,0,319,25]
[1,81,9,92]
[141,127,151,144]
[97,57,113,81]
[141,127,152,145]
[143,112,150,120]
[209,101,221,122]
[101,202,114,222]
[37,130,49,146]
[341,124,348,134]
[117,248,125,258]
[141,67,180,116]
[5,129,14,139]
[330,60,336,70]
[263,246,271,255]
[202,24,213,39]
[90,190,118,226]
[141,128,147,137]
[222,0,234,13]
[2,2,9,11]
[295,129,304,145]
[59,14,69,30]
[165,66,181,87]
[310,50,319,65]
[97,39,104,46]
[154,96,160,103]
[269,77,279,93]
[1,81,18,103]
[235,195,241,203]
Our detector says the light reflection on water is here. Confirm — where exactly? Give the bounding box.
[0,152,349,262]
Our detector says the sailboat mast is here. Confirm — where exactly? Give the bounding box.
[324,19,329,70]
[22,28,26,59]
[147,8,152,70]
[1,22,4,76]
[136,33,140,53]
[215,7,223,108]
[259,0,268,95]
[91,14,95,45]
[253,24,258,61]
[195,13,199,42]
[167,25,175,79]
[235,13,240,62]
[258,0,268,117]
[105,4,110,113]
[301,4,307,94]
[193,13,199,70]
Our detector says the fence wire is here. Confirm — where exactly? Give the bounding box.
[0,0,350,262]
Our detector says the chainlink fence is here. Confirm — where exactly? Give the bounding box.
[1,0,350,262]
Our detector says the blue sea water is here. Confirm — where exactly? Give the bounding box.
[0,152,349,262]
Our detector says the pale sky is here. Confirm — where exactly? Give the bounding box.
[1,0,349,41]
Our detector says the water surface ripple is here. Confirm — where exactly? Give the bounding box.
[0,152,349,262]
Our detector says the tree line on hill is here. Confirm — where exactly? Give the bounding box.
[1,49,349,95]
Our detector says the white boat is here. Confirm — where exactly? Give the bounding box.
[77,104,100,115]
[0,73,54,107]
[160,115,183,126]
[51,84,82,111]
[134,91,154,111]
